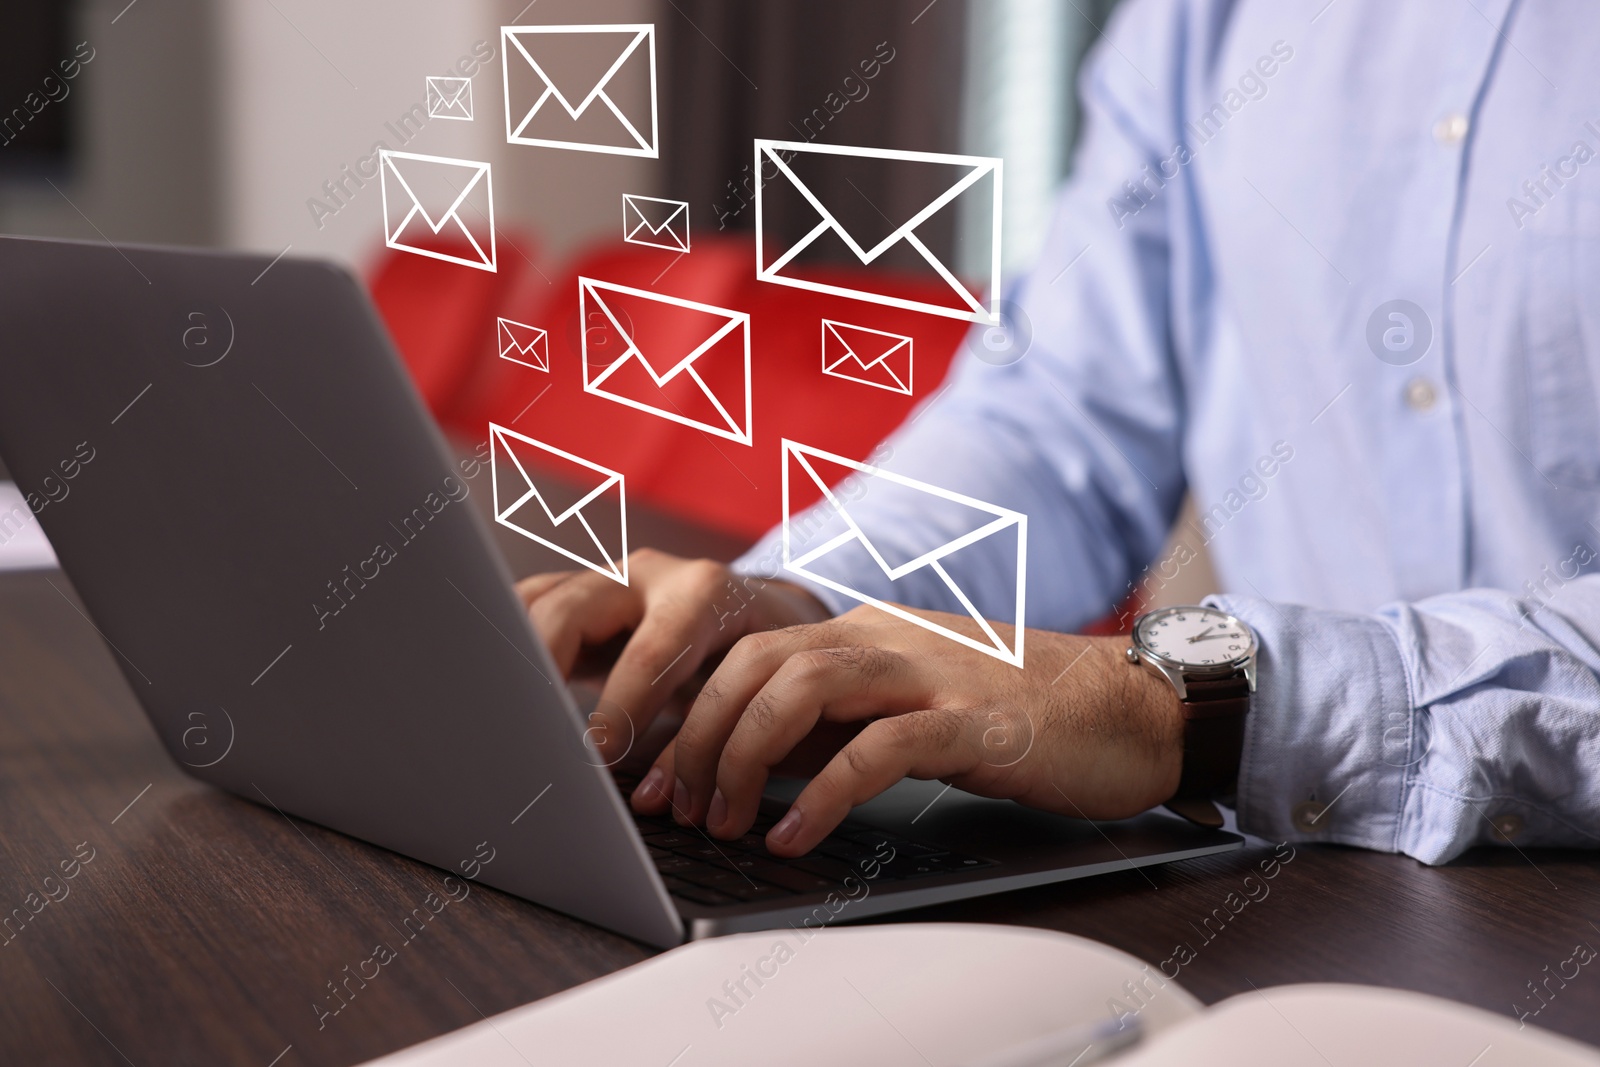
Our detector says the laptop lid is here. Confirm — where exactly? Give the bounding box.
[0,235,684,947]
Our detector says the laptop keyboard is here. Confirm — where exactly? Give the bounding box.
[613,771,997,908]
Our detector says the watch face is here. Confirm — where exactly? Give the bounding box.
[1135,607,1255,670]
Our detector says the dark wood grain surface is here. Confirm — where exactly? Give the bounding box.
[3,499,1598,1064]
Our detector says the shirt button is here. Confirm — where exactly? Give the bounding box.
[1404,377,1437,412]
[1291,800,1329,833]
[1492,813,1524,841]
[1434,113,1470,144]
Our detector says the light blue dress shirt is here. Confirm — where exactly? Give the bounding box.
[737,0,1600,863]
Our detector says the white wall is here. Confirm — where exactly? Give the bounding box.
[0,0,658,272]
[215,0,499,264]
[216,0,657,270]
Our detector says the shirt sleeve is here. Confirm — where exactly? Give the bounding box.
[1210,579,1600,864]
[734,0,1199,633]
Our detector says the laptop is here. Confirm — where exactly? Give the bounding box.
[0,236,1242,947]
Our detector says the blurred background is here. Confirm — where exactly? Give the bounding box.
[0,0,1216,611]
[0,0,1117,273]
[0,0,1126,271]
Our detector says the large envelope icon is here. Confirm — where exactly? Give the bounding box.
[380,150,497,272]
[501,24,659,157]
[622,194,690,253]
[491,424,628,584]
[821,319,913,395]
[754,139,1002,324]
[498,317,549,371]
[426,76,474,121]
[782,440,1027,666]
[579,277,752,445]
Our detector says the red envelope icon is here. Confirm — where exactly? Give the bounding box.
[579,277,752,445]
[821,319,913,395]
[498,318,549,371]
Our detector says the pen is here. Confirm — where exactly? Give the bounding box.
[957,1015,1144,1067]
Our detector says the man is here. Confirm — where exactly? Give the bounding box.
[520,0,1600,864]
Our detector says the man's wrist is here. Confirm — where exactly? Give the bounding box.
[1116,643,1186,803]
[752,577,833,628]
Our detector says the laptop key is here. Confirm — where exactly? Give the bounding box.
[903,853,993,877]
[840,832,945,860]
[677,842,737,863]
[721,881,790,903]
[645,832,698,850]
[654,855,699,875]
[884,857,951,879]
[815,839,883,864]
[672,885,740,907]
[788,856,859,882]
[746,863,841,894]
[677,866,751,891]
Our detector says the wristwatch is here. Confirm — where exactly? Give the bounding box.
[1125,606,1257,817]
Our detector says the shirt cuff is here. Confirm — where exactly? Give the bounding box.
[1206,593,1417,857]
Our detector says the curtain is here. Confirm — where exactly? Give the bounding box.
[660,0,969,261]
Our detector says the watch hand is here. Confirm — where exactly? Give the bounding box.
[1188,633,1236,642]
[1186,626,1215,643]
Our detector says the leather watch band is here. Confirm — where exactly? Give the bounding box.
[1172,673,1251,800]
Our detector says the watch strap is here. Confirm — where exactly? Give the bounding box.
[1172,673,1250,800]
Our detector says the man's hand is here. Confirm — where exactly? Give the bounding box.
[517,549,831,765]
[629,602,1187,857]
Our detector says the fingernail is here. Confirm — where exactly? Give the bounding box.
[707,789,727,830]
[673,778,690,821]
[635,766,666,802]
[770,807,803,847]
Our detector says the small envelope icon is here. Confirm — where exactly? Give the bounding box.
[426,76,474,121]
[821,319,913,395]
[622,194,690,253]
[491,424,628,584]
[380,150,497,272]
[782,440,1027,666]
[579,277,752,445]
[498,318,548,371]
[755,140,1002,324]
[502,24,659,157]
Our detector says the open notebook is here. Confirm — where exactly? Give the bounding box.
[359,923,1598,1066]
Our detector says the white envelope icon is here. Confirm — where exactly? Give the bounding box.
[380,150,497,272]
[622,194,690,253]
[754,140,1002,324]
[821,319,913,395]
[497,318,548,371]
[579,277,752,445]
[501,24,658,157]
[782,440,1027,666]
[426,76,474,121]
[491,424,628,584]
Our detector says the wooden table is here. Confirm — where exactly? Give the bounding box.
[3,495,1598,1065]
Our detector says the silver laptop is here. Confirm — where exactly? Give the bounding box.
[0,235,1242,947]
